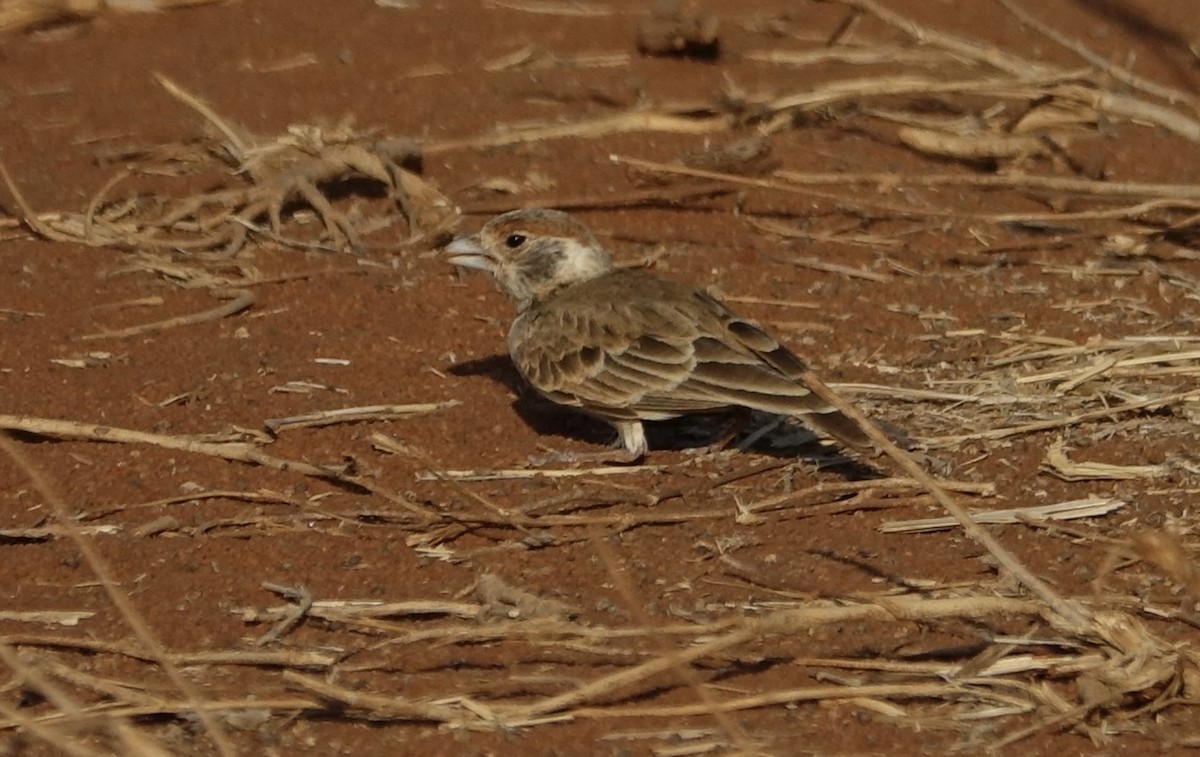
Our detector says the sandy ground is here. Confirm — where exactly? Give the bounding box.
[2,0,1200,754]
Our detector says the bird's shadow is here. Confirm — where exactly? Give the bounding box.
[449,354,612,446]
[449,353,879,478]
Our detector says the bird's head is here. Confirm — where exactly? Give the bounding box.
[445,209,614,311]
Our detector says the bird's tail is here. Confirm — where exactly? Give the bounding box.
[800,408,875,452]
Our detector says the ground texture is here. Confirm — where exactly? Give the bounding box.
[2,0,1200,754]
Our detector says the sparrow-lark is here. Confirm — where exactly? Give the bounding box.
[446,208,874,462]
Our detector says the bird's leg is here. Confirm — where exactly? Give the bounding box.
[614,419,648,460]
[526,419,647,466]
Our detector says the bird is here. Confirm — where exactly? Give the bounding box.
[445,208,876,463]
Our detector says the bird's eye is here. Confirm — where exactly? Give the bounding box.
[504,233,526,249]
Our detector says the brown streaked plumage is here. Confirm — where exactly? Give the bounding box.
[446,208,874,461]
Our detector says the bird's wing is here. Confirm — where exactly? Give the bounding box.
[510,295,716,419]
[691,291,873,450]
[510,276,871,451]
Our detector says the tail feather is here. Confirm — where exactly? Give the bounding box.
[800,409,875,452]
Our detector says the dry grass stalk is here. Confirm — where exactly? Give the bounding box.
[425,111,732,154]
[896,125,1067,165]
[613,154,1200,207]
[0,633,340,668]
[462,180,735,216]
[745,45,960,68]
[482,0,611,15]
[263,401,460,433]
[80,288,254,340]
[0,611,93,626]
[879,496,1126,534]
[281,672,465,723]
[416,464,673,481]
[0,696,322,737]
[240,599,482,626]
[1,524,119,541]
[482,43,628,71]
[1042,440,1170,481]
[742,215,901,248]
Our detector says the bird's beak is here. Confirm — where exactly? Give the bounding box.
[445,234,496,274]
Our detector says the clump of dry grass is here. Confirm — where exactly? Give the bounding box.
[2,75,457,258]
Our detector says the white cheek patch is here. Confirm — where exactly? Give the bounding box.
[551,237,612,283]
